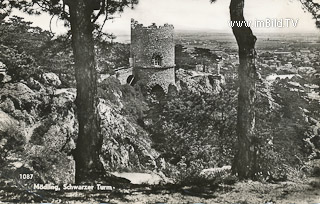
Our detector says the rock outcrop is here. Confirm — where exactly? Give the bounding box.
[176,69,223,94]
[0,74,160,184]
[42,72,62,87]
[0,110,18,131]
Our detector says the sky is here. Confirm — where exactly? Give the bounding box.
[13,0,320,36]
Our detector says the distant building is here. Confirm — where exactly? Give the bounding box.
[274,51,291,55]
[300,50,311,54]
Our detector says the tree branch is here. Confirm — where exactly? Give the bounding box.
[299,0,320,28]
[92,0,106,24]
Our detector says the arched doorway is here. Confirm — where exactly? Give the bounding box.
[150,84,165,99]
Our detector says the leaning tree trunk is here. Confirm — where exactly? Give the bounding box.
[230,0,258,179]
[68,0,104,184]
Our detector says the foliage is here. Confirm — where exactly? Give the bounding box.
[15,0,139,31]
[299,0,320,28]
[145,71,316,182]
[175,44,196,69]
[30,155,58,174]
[0,125,26,162]
[175,44,221,70]
[37,34,75,87]
[146,83,237,172]
[98,76,122,105]
[192,47,220,68]
[1,0,140,184]
[0,0,38,21]
[0,16,52,81]
[0,15,131,86]
[98,77,148,122]
[96,41,130,75]
[175,158,208,185]
[0,16,52,55]
[251,78,312,181]
[0,45,39,81]
[120,83,147,121]
[28,150,74,184]
[209,0,319,180]
[30,119,55,145]
[39,34,131,87]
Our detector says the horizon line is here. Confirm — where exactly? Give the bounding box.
[112,29,320,35]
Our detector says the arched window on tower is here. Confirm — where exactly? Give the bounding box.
[152,54,162,66]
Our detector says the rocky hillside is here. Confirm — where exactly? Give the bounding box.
[176,68,224,94]
[0,73,160,185]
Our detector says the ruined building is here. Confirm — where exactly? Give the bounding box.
[129,19,176,93]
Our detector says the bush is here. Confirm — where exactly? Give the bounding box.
[0,125,26,161]
[98,76,122,105]
[171,159,237,186]
[120,83,148,121]
[30,119,54,145]
[146,86,237,166]
[252,78,312,181]
[98,77,148,122]
[0,45,42,82]
[143,83,238,184]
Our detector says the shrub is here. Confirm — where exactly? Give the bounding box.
[98,76,122,105]
[252,78,312,181]
[98,77,148,122]
[146,87,237,169]
[0,45,42,82]
[120,83,148,121]
[0,124,26,161]
[30,119,54,145]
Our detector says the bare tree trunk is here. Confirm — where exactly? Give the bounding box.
[68,0,104,184]
[230,0,258,179]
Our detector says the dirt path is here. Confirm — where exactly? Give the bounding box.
[111,172,164,185]
[1,172,319,203]
[106,180,320,204]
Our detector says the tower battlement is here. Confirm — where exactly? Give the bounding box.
[131,19,174,30]
[130,19,175,69]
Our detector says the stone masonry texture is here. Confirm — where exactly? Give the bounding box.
[130,19,175,93]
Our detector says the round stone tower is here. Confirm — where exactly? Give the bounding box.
[130,19,175,93]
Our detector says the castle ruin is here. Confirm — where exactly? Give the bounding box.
[129,19,176,93]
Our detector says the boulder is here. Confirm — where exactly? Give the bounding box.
[37,111,77,153]
[0,83,37,110]
[42,72,61,87]
[0,83,39,125]
[0,78,161,184]
[26,77,43,91]
[53,88,76,108]
[0,98,15,113]
[24,145,75,184]
[0,110,18,132]
[98,99,159,171]
[176,69,222,94]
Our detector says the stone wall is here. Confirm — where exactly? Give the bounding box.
[131,19,175,68]
[133,67,175,93]
[115,68,133,85]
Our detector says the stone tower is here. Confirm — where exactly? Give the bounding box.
[130,19,175,93]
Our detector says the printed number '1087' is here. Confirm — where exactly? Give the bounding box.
[19,174,33,179]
